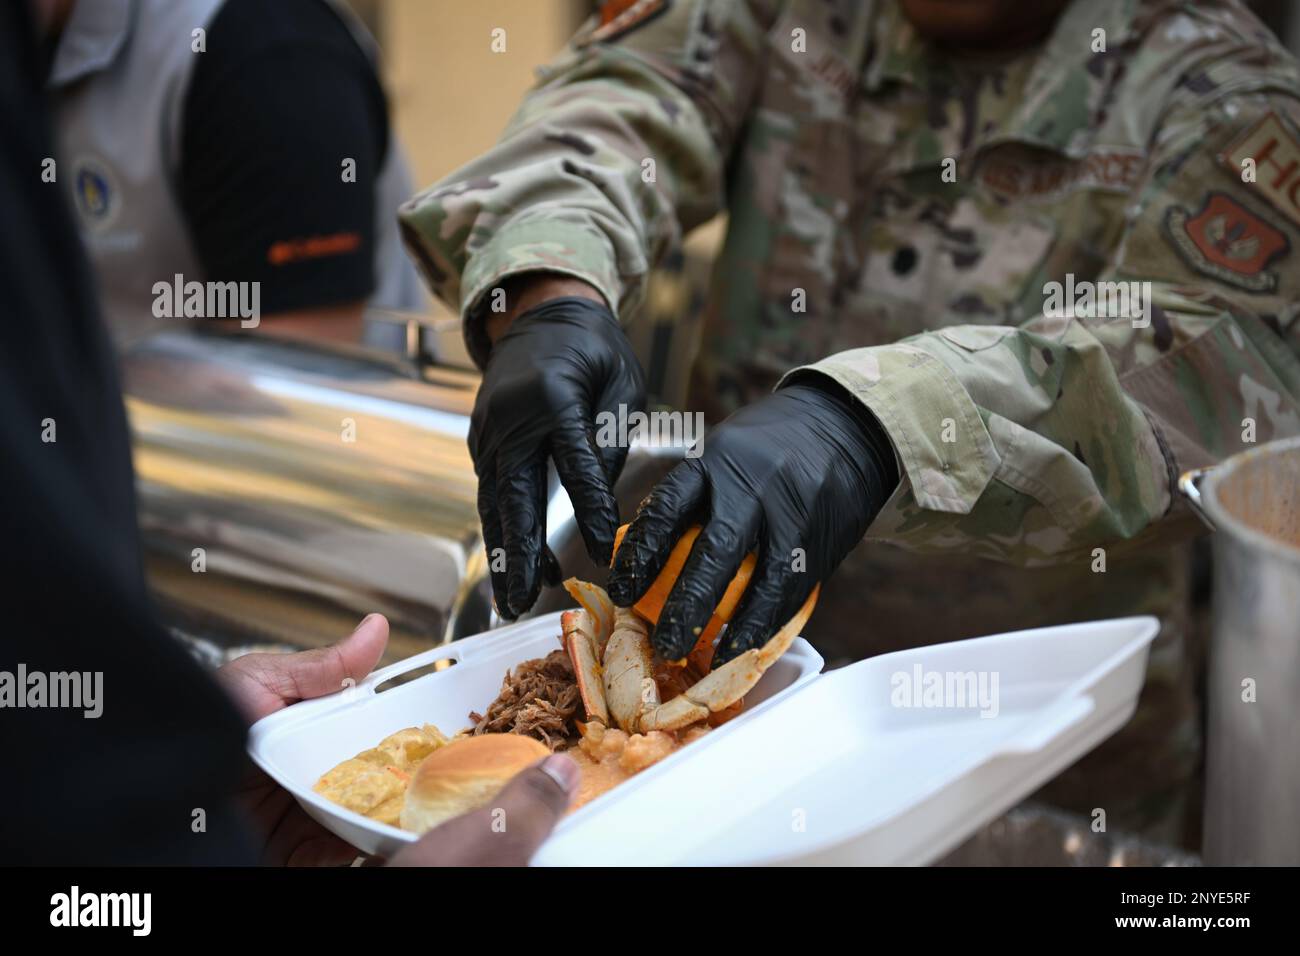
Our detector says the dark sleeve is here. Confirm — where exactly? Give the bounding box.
[0,0,255,865]
[177,0,390,315]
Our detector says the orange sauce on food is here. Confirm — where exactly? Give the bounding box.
[565,723,710,810]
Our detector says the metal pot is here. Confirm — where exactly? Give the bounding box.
[1180,437,1300,865]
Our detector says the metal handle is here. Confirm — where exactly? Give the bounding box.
[1178,467,1215,530]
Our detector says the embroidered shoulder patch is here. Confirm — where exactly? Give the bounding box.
[1163,191,1290,293]
[1220,111,1300,228]
[576,0,671,48]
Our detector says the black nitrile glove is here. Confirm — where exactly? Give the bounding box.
[469,296,645,620]
[608,375,898,666]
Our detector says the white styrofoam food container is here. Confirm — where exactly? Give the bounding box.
[248,612,1158,865]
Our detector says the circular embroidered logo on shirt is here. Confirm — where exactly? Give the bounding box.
[72,156,121,231]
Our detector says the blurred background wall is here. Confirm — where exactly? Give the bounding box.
[370,0,589,189]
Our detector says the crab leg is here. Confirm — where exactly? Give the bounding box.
[561,579,617,725]
[638,585,820,732]
[562,608,609,726]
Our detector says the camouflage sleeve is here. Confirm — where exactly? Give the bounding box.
[398,0,782,367]
[781,93,1300,567]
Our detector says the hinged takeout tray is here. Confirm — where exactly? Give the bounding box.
[248,612,1158,865]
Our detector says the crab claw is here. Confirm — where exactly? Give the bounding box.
[563,578,615,651]
[602,608,659,732]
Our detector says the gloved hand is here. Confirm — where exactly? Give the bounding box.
[608,376,898,665]
[470,296,645,619]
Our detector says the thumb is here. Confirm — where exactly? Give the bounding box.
[282,613,390,701]
[219,614,389,721]
[488,755,580,852]
[390,755,579,867]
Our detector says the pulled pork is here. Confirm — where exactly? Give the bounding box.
[468,648,581,750]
